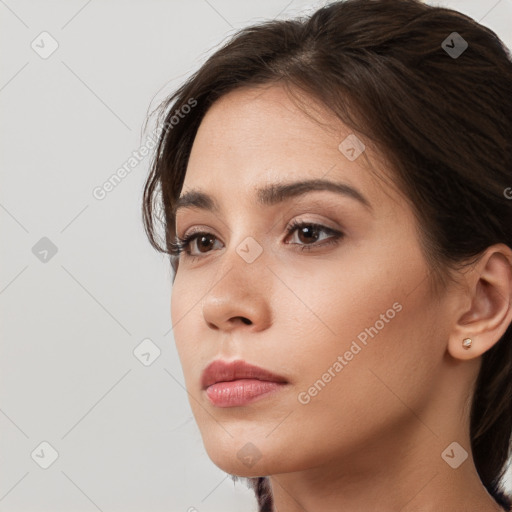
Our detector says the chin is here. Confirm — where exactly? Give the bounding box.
[200,435,284,477]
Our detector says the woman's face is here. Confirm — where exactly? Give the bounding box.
[171,84,457,477]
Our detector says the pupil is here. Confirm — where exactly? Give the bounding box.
[301,226,318,243]
[199,235,212,252]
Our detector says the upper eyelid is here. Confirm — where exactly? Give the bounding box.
[179,219,339,238]
[179,221,341,246]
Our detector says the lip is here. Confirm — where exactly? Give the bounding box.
[201,359,288,407]
[201,359,288,390]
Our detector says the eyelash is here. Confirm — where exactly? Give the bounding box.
[170,220,343,262]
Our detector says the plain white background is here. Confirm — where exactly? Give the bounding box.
[1,1,511,511]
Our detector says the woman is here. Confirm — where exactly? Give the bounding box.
[142,0,512,510]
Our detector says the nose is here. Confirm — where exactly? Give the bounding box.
[201,246,273,333]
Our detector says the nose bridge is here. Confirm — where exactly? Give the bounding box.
[215,212,269,277]
[213,232,268,300]
[201,232,272,329]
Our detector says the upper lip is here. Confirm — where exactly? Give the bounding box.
[201,359,288,389]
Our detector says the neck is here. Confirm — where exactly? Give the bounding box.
[267,412,506,511]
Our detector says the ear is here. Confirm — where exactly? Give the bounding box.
[448,244,512,361]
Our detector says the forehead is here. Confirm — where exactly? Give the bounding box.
[182,84,393,212]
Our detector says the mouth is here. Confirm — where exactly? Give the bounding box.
[200,359,289,408]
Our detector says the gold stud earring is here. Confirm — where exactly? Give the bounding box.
[462,338,472,350]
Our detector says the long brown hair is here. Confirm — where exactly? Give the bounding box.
[142,1,512,510]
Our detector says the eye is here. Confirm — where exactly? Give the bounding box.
[170,221,343,260]
[284,220,343,252]
[170,231,221,261]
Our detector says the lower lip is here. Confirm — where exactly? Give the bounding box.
[205,379,287,407]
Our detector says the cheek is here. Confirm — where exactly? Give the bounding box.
[170,274,204,384]
[274,248,402,346]
[279,250,437,414]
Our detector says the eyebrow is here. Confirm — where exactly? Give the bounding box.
[173,178,372,217]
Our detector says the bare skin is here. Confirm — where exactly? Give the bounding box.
[170,84,512,512]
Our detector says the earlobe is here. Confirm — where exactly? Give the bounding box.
[447,245,512,361]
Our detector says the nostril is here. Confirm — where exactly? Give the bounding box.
[240,317,252,325]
